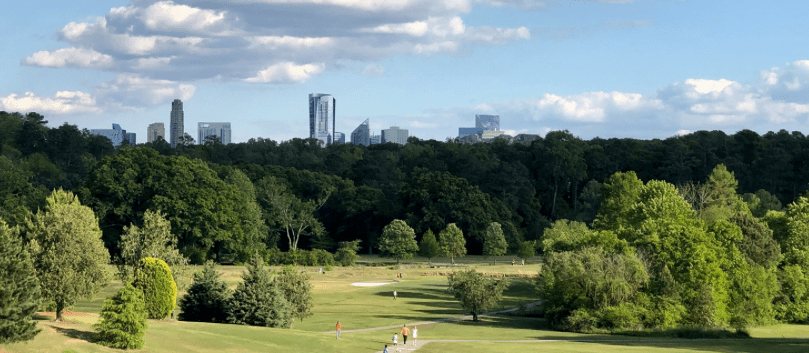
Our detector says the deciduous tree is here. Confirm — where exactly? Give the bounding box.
[378,219,419,263]
[30,189,110,321]
[447,269,509,321]
[482,222,507,262]
[276,266,313,324]
[439,223,466,264]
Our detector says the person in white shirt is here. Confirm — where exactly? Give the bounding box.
[412,326,418,346]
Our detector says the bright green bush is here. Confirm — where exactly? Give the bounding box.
[133,257,177,320]
[93,283,147,349]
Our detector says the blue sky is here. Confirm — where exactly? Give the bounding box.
[2,0,808,143]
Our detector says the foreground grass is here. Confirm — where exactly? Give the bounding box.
[4,256,809,353]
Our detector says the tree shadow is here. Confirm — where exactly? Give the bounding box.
[587,337,809,353]
[49,325,96,343]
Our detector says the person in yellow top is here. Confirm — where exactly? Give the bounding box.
[402,324,410,345]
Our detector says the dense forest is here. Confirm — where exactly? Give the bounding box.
[5,110,809,330]
[1,110,805,260]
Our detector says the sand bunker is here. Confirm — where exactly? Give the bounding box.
[350,281,396,287]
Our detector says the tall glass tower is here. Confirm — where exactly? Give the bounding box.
[170,99,184,148]
[475,114,500,131]
[309,93,334,147]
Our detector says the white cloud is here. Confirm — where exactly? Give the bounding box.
[95,74,196,107]
[0,91,101,114]
[140,1,227,33]
[362,63,385,77]
[248,36,334,49]
[22,47,114,69]
[129,57,172,70]
[244,62,325,83]
[414,41,458,54]
[684,78,735,94]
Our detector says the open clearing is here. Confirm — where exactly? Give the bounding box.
[2,255,808,353]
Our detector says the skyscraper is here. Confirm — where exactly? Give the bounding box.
[309,93,333,147]
[351,118,370,146]
[475,114,500,131]
[89,123,132,147]
[198,122,232,144]
[381,126,408,145]
[170,99,184,148]
[147,122,165,143]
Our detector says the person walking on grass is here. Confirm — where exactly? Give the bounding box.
[402,324,409,345]
[393,290,397,300]
[412,326,418,346]
[383,344,389,353]
[392,333,399,352]
[336,321,341,339]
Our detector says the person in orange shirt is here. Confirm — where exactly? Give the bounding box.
[336,321,341,339]
[402,324,409,345]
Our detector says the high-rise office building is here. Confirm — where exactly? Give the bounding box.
[475,114,500,131]
[458,127,484,138]
[309,93,334,147]
[125,132,137,145]
[370,134,381,145]
[89,123,132,147]
[381,126,408,145]
[351,119,370,146]
[147,122,165,143]
[170,99,184,148]
[198,122,232,145]
[333,132,345,144]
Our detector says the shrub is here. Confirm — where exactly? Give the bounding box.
[335,240,361,267]
[93,283,147,349]
[133,257,177,320]
[178,261,230,323]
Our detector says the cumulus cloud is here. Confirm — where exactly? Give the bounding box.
[458,60,809,139]
[22,47,113,69]
[244,62,325,83]
[95,74,196,107]
[0,91,101,114]
[25,0,531,84]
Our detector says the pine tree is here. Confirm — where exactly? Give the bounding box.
[276,265,314,325]
[419,229,441,264]
[94,283,148,349]
[179,261,230,323]
[228,255,293,328]
[0,221,41,344]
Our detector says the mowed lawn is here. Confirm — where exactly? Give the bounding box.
[3,255,809,353]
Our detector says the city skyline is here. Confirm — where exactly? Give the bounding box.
[1,1,808,143]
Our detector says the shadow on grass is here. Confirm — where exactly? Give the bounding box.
[49,325,96,343]
[589,337,809,353]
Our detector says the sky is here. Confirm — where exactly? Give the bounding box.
[2,0,808,143]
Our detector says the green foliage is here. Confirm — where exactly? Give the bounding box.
[228,255,293,328]
[482,222,508,258]
[335,240,361,267]
[516,241,536,260]
[378,219,419,263]
[0,156,45,228]
[264,248,335,266]
[439,223,466,264]
[447,269,509,321]
[0,221,41,344]
[118,209,186,280]
[537,247,648,329]
[133,257,177,320]
[276,266,314,324]
[30,189,110,321]
[178,261,230,323]
[593,171,643,232]
[93,283,147,350]
[730,212,781,269]
[222,168,269,263]
[541,220,629,254]
[744,189,783,218]
[418,229,442,261]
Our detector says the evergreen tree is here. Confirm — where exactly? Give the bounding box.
[482,222,508,262]
[30,189,110,321]
[228,255,293,328]
[378,219,419,263]
[94,283,148,349]
[179,261,230,323]
[419,229,441,263]
[0,221,41,344]
[276,265,314,325]
[133,257,177,320]
[439,223,466,264]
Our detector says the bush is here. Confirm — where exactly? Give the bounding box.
[133,257,177,320]
[600,303,645,330]
[264,248,335,266]
[178,261,230,323]
[93,283,147,349]
[335,240,361,267]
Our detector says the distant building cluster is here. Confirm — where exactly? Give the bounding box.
[88,123,135,147]
[147,122,164,143]
[310,93,408,147]
[458,114,502,140]
[198,122,232,145]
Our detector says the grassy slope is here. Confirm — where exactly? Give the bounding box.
[3,256,808,353]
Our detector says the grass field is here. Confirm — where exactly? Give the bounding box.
[2,255,808,353]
